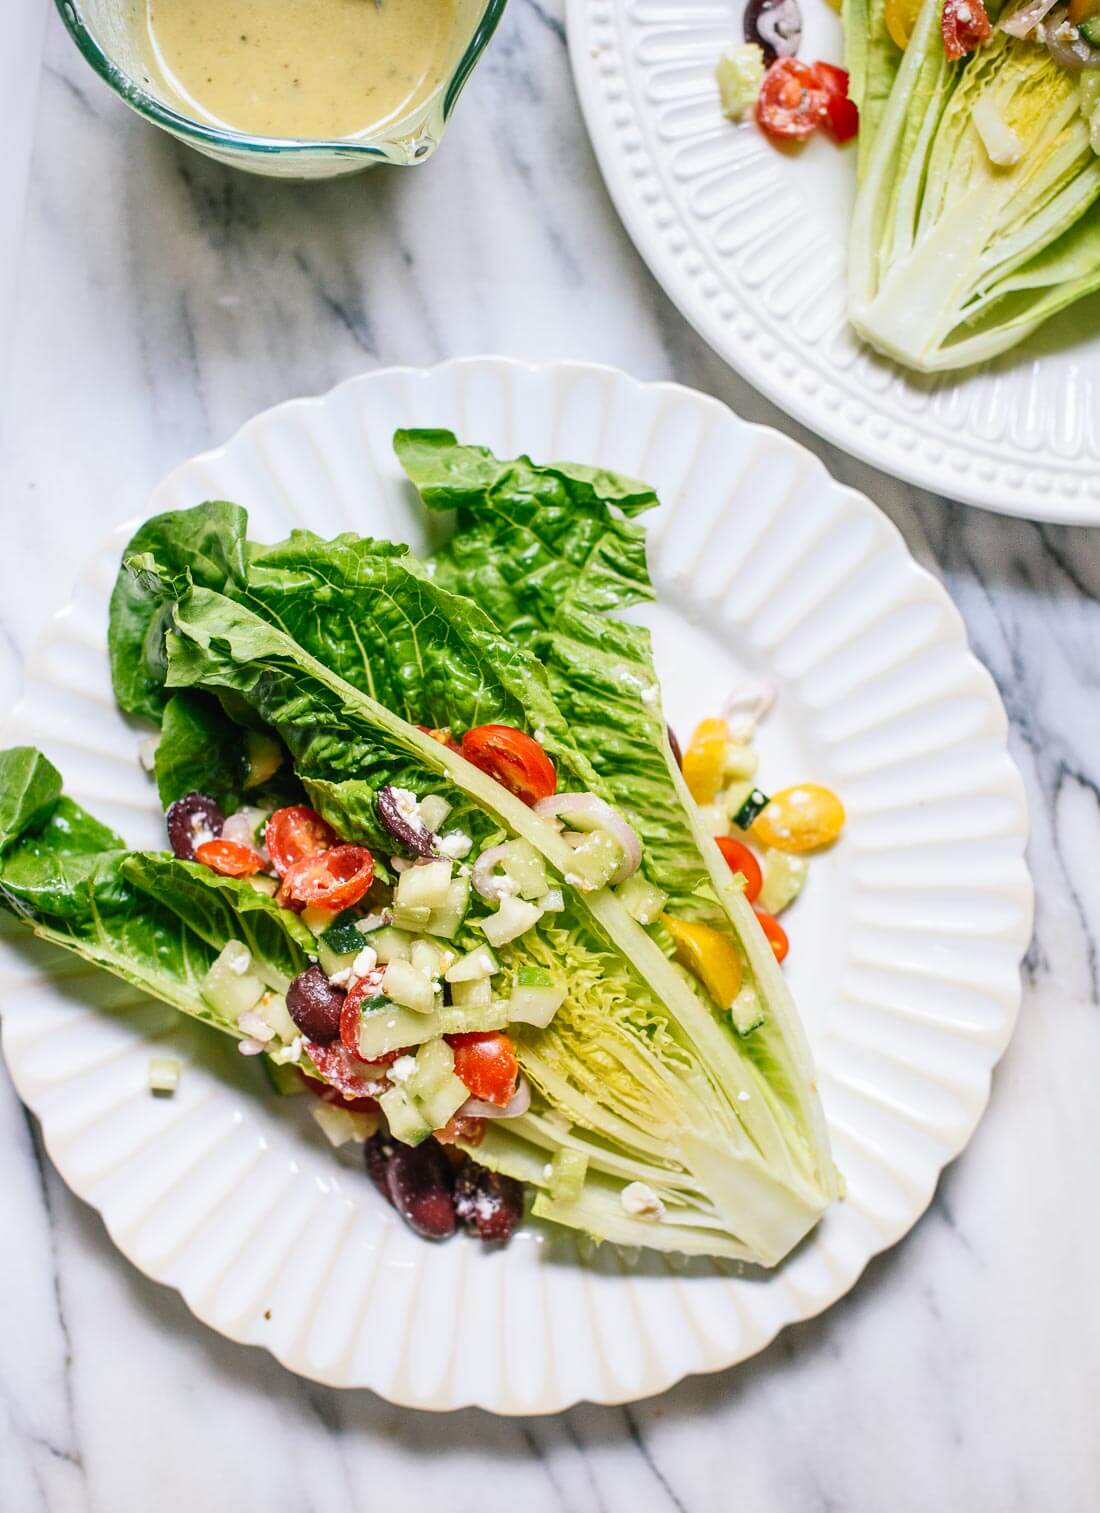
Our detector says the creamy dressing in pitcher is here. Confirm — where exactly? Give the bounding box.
[140,0,463,140]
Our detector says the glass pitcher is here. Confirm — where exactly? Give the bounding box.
[54,0,507,179]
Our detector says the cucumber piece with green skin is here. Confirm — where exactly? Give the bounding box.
[201,941,265,1021]
[500,839,549,900]
[733,789,770,830]
[390,904,432,931]
[506,976,566,1028]
[1082,17,1100,43]
[730,984,765,1036]
[358,999,508,1060]
[378,1084,432,1146]
[321,919,369,955]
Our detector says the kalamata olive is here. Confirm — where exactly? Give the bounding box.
[286,965,345,1042]
[385,1140,456,1240]
[743,0,802,65]
[166,791,225,861]
[376,785,437,858]
[453,1160,524,1244]
[667,725,683,771]
[364,1130,397,1206]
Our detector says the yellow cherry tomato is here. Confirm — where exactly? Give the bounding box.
[752,784,845,853]
[885,0,924,49]
[682,718,729,805]
[661,914,743,1010]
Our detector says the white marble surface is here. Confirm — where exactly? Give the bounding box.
[1,1,1098,1508]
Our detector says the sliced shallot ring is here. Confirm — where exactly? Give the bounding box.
[458,1077,531,1121]
[471,842,514,903]
[532,792,643,885]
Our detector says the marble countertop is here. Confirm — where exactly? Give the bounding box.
[1,2,1098,1509]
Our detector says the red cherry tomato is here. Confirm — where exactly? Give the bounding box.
[460,724,557,805]
[194,838,266,877]
[277,844,375,912]
[941,0,991,59]
[754,909,790,964]
[265,806,337,878]
[814,62,859,143]
[340,972,395,1062]
[434,1113,486,1146]
[300,1072,379,1113]
[714,836,763,903]
[303,1039,387,1100]
[756,59,829,141]
[447,1031,519,1107]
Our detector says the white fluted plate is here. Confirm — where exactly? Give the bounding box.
[566,0,1100,523]
[0,359,1031,1411]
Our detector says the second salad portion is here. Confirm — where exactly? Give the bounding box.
[0,432,845,1262]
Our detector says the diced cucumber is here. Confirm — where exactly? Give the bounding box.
[722,741,759,781]
[536,888,564,912]
[148,1056,180,1096]
[256,992,298,1043]
[730,984,765,1036]
[757,849,808,916]
[615,874,668,925]
[262,1057,306,1096]
[424,877,470,940]
[549,1148,588,1203]
[311,1102,377,1147]
[418,794,453,832]
[1082,16,1100,43]
[500,839,549,900]
[369,927,413,964]
[321,919,369,955]
[479,895,543,947]
[317,942,357,978]
[202,942,265,1021]
[411,938,452,980]
[445,944,499,983]
[378,1085,432,1146]
[301,903,339,937]
[450,976,493,1008]
[407,1039,467,1130]
[733,788,770,830]
[565,830,623,890]
[506,973,566,1027]
[358,1000,508,1060]
[396,859,453,911]
[410,1036,454,1086]
[243,729,284,790]
[246,874,279,898]
[381,958,436,1014]
[390,904,432,931]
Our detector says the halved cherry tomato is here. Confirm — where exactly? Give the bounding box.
[941,0,991,60]
[447,1031,519,1107]
[340,972,394,1061]
[752,784,845,853]
[815,62,859,143]
[301,1072,379,1114]
[417,723,461,752]
[277,844,375,912]
[460,724,557,805]
[756,59,828,141]
[661,914,743,1009]
[714,836,763,903]
[754,909,790,963]
[434,1113,486,1147]
[194,838,266,877]
[303,1039,387,1100]
[265,805,337,878]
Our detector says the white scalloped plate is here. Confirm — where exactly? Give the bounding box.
[0,359,1031,1411]
[566,0,1100,524]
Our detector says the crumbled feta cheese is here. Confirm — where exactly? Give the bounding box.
[225,944,252,976]
[737,1090,751,1103]
[327,967,355,987]
[542,1163,554,1180]
[237,1010,275,1043]
[388,1054,418,1085]
[640,684,659,706]
[533,728,547,745]
[356,912,388,935]
[620,1181,666,1221]
[352,945,378,977]
[237,1038,265,1057]
[269,1035,303,1066]
[494,875,520,897]
[435,830,472,860]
